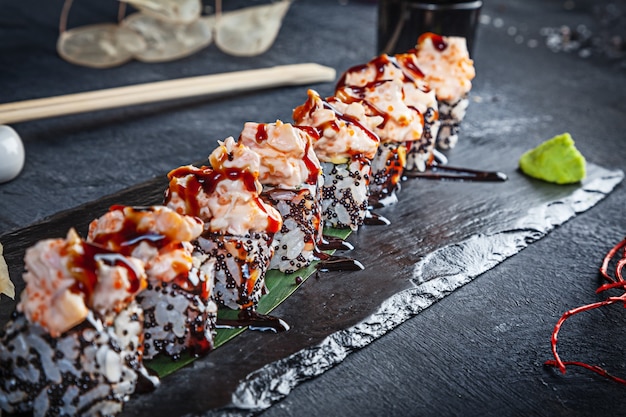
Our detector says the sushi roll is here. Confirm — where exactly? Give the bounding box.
[238,120,323,273]
[293,89,380,230]
[0,229,157,417]
[87,205,217,360]
[392,52,441,172]
[335,75,423,206]
[165,137,282,312]
[338,53,439,173]
[412,32,475,150]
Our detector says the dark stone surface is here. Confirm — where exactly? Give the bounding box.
[1,0,625,416]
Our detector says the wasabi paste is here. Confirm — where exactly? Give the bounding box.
[519,133,586,184]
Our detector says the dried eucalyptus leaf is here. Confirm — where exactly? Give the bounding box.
[213,0,291,57]
[120,0,201,24]
[0,243,14,300]
[122,12,212,63]
[57,24,146,68]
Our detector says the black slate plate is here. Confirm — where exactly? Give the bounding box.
[0,134,622,415]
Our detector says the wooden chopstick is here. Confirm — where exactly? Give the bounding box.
[0,63,336,124]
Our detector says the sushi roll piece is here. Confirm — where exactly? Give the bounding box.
[87,205,217,360]
[335,76,423,206]
[338,53,439,173]
[0,229,157,417]
[293,89,380,230]
[238,120,323,273]
[392,52,441,172]
[412,32,475,150]
[165,137,282,313]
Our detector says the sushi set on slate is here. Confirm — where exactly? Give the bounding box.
[0,33,482,416]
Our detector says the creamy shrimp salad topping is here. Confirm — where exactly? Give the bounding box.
[336,76,423,144]
[88,205,203,283]
[166,137,282,236]
[18,229,146,337]
[239,120,321,187]
[293,90,380,163]
[414,33,475,103]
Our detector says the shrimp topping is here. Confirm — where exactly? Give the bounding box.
[165,137,282,236]
[88,205,203,283]
[239,120,322,187]
[293,90,380,163]
[18,229,146,337]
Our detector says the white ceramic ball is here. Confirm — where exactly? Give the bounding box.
[0,125,25,184]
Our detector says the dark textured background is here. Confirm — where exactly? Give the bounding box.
[1,1,626,416]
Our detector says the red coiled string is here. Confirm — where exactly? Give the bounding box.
[545,237,626,384]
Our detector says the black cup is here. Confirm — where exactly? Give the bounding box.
[377,0,482,56]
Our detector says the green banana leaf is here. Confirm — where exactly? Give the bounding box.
[146,227,352,377]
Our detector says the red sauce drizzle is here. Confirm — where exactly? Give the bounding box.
[303,141,321,186]
[254,198,282,234]
[395,53,425,79]
[334,84,390,129]
[166,165,281,234]
[336,63,369,90]
[339,79,390,94]
[68,241,142,300]
[335,50,432,138]
[292,94,315,122]
[293,124,319,141]
[293,92,380,162]
[165,165,207,218]
[250,121,322,188]
[290,125,323,186]
[92,206,171,253]
[167,166,257,204]
[419,32,448,52]
[189,334,213,357]
[91,205,203,287]
[173,268,212,301]
[255,124,268,142]
[370,55,389,80]
[338,53,426,91]
[323,98,379,144]
[408,105,424,127]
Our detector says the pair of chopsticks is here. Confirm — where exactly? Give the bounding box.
[0,63,336,124]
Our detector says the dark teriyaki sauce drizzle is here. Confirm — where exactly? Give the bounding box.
[318,235,354,251]
[404,164,508,182]
[216,310,290,333]
[315,252,364,272]
[363,211,391,226]
[135,367,161,394]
